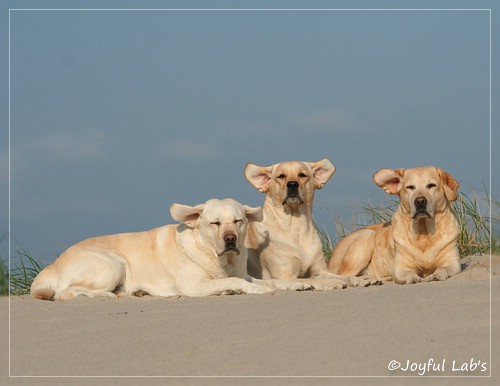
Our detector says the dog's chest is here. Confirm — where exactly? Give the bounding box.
[248,216,323,276]
[414,234,434,252]
[270,228,322,265]
[219,256,235,277]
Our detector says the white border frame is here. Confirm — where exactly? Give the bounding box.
[7,7,493,379]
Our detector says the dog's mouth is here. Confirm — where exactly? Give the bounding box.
[220,243,240,256]
[412,209,431,219]
[282,195,304,206]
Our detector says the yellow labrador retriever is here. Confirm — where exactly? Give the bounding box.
[244,159,351,290]
[31,198,308,301]
[328,166,461,284]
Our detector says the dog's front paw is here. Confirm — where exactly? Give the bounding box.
[347,276,383,287]
[286,282,314,291]
[269,279,314,291]
[394,271,422,285]
[246,284,275,295]
[314,279,347,291]
[328,280,348,290]
[100,291,118,299]
[404,273,422,284]
[423,269,449,282]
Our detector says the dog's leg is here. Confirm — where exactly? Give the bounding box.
[423,253,461,282]
[423,268,449,282]
[176,275,275,297]
[393,270,422,284]
[30,265,58,300]
[299,278,347,290]
[423,263,460,282]
[59,286,118,300]
[32,249,127,300]
[344,275,383,287]
[328,229,376,276]
[312,272,350,289]
[261,257,348,290]
[248,276,314,291]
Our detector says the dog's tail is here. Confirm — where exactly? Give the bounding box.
[30,267,57,301]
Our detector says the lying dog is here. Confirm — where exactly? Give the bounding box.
[244,159,351,290]
[31,198,309,301]
[328,166,461,284]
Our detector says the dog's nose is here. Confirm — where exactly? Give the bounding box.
[415,196,427,208]
[224,233,237,243]
[287,181,299,189]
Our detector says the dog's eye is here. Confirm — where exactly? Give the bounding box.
[406,185,416,191]
[234,219,243,224]
[210,221,221,226]
[298,172,307,178]
[277,174,286,179]
[427,183,437,189]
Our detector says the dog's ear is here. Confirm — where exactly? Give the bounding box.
[438,168,459,202]
[309,159,336,189]
[244,163,273,193]
[170,203,204,228]
[373,168,405,195]
[243,205,263,223]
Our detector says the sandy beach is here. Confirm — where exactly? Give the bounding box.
[2,255,499,385]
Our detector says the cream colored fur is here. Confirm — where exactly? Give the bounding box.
[244,159,371,290]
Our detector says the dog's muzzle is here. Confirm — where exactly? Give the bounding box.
[221,233,239,255]
[283,181,303,206]
[413,196,430,219]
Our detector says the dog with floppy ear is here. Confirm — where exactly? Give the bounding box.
[31,198,304,300]
[244,159,352,290]
[328,166,461,284]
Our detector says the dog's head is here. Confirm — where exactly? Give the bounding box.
[170,198,263,257]
[373,166,459,220]
[244,159,336,209]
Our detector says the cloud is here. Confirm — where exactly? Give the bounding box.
[12,128,108,169]
[214,106,364,140]
[39,132,103,160]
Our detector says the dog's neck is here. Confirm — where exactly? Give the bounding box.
[263,196,315,232]
[395,206,459,248]
[411,217,436,236]
[177,227,228,279]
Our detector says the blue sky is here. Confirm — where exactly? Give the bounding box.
[2,1,496,265]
